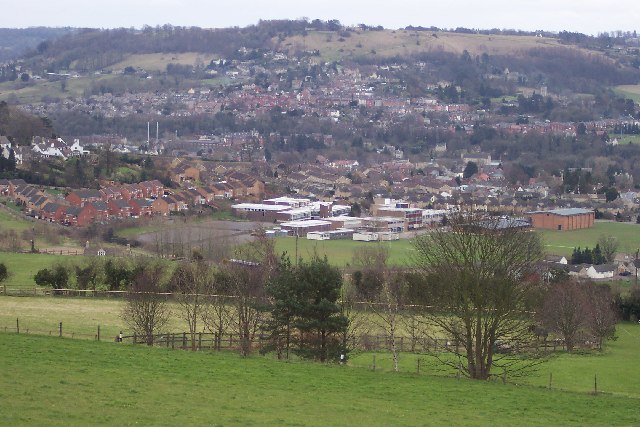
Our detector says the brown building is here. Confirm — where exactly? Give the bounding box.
[528,208,595,231]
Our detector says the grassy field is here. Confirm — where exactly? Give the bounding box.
[539,220,640,257]
[0,252,70,289]
[1,332,639,426]
[613,84,640,103]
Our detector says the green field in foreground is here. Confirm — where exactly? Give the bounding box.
[539,221,640,257]
[1,295,639,398]
[1,332,638,426]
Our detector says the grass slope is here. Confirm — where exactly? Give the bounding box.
[283,30,577,62]
[1,332,638,426]
[109,52,218,72]
[0,208,33,232]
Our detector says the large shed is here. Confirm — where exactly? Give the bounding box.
[528,208,594,231]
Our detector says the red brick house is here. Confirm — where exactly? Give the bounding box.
[139,180,164,198]
[67,189,103,207]
[88,201,110,221]
[100,186,123,202]
[107,199,133,218]
[152,197,171,216]
[120,184,144,200]
[129,198,154,217]
[62,205,95,226]
[40,202,66,223]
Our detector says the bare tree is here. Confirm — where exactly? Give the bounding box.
[201,270,235,351]
[122,261,171,345]
[225,231,277,356]
[539,279,588,352]
[171,260,213,351]
[413,211,545,380]
[585,283,618,349]
[340,277,371,356]
[597,235,619,263]
[353,245,407,372]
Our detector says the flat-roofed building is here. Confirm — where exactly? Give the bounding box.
[528,208,594,231]
[361,216,405,233]
[263,197,311,208]
[280,219,332,236]
[232,203,291,222]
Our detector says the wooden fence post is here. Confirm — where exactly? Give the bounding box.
[171,334,175,349]
[549,372,552,389]
[594,374,598,394]
[59,322,62,337]
[182,332,186,349]
[372,354,376,372]
[97,325,100,341]
[16,318,19,334]
[133,333,137,344]
[417,358,421,375]
[198,332,202,351]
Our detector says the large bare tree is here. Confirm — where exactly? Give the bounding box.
[585,283,618,349]
[225,231,277,356]
[413,212,545,380]
[171,260,213,351]
[122,261,171,345]
[201,270,235,351]
[539,279,588,352]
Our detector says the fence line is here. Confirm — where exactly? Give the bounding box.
[1,317,598,353]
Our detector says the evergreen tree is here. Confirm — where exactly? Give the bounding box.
[592,244,605,265]
[263,256,299,359]
[294,255,349,362]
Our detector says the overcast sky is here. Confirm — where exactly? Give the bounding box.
[3,0,639,35]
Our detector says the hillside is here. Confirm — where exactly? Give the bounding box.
[0,28,75,62]
[280,29,578,61]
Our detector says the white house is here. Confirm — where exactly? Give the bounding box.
[32,137,89,160]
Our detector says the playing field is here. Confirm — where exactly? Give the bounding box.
[539,221,640,257]
[274,237,416,267]
[1,332,638,426]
